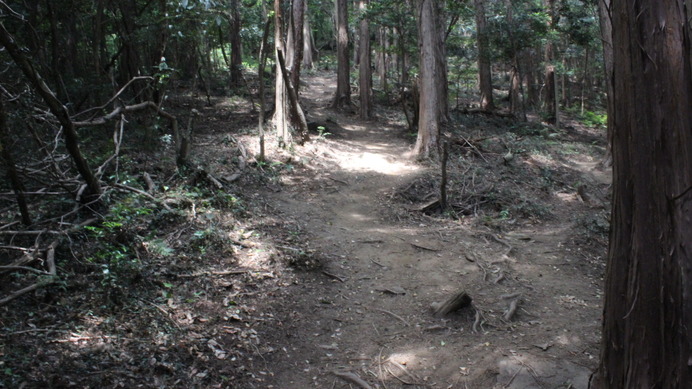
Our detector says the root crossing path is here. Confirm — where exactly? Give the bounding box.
[256,73,601,389]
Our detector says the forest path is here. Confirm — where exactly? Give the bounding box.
[257,72,602,388]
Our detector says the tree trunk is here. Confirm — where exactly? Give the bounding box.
[412,0,443,160]
[229,0,243,87]
[435,5,449,122]
[274,0,290,145]
[509,64,521,116]
[594,1,692,387]
[92,0,105,75]
[332,0,351,109]
[258,18,272,161]
[358,0,373,119]
[0,99,32,226]
[290,0,305,93]
[377,27,388,92]
[525,49,539,106]
[302,1,316,69]
[474,0,494,110]
[597,0,613,168]
[543,0,557,124]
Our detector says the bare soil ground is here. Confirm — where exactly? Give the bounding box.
[0,71,610,389]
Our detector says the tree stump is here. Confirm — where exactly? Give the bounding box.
[432,290,472,317]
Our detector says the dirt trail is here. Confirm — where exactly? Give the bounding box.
[254,74,604,388]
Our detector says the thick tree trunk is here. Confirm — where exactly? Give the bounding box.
[290,0,305,93]
[412,0,443,160]
[543,0,558,124]
[92,0,105,75]
[0,99,32,226]
[474,0,494,111]
[594,1,692,387]
[597,0,613,168]
[229,0,243,87]
[358,0,373,119]
[525,49,539,106]
[331,0,351,109]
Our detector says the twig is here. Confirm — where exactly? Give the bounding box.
[456,133,489,162]
[377,348,388,389]
[330,371,373,389]
[410,242,440,251]
[72,76,154,120]
[113,183,172,211]
[375,308,410,326]
[0,221,19,230]
[177,269,248,278]
[387,360,421,384]
[487,233,513,257]
[503,298,521,321]
[322,270,347,283]
[0,266,49,275]
[0,328,71,337]
[370,258,387,268]
[136,298,182,330]
[328,176,349,185]
[385,365,416,385]
[0,245,42,252]
[500,292,522,300]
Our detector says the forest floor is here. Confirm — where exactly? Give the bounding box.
[1,71,610,389]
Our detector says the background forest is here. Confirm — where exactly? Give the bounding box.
[0,0,626,388]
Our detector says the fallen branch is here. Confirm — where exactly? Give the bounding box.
[331,371,373,389]
[452,133,489,163]
[177,269,248,278]
[0,241,58,307]
[113,183,173,211]
[0,266,50,275]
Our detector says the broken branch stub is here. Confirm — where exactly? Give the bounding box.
[432,290,472,317]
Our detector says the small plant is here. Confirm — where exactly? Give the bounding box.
[316,126,331,140]
[580,110,607,128]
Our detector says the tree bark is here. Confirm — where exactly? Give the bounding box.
[331,0,352,109]
[274,0,291,145]
[412,0,444,160]
[258,18,272,161]
[543,0,558,124]
[358,0,373,119]
[597,0,613,168]
[474,0,494,111]
[290,0,305,94]
[229,0,243,87]
[377,27,388,92]
[0,99,32,226]
[594,1,692,387]
[302,1,316,69]
[276,50,309,144]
